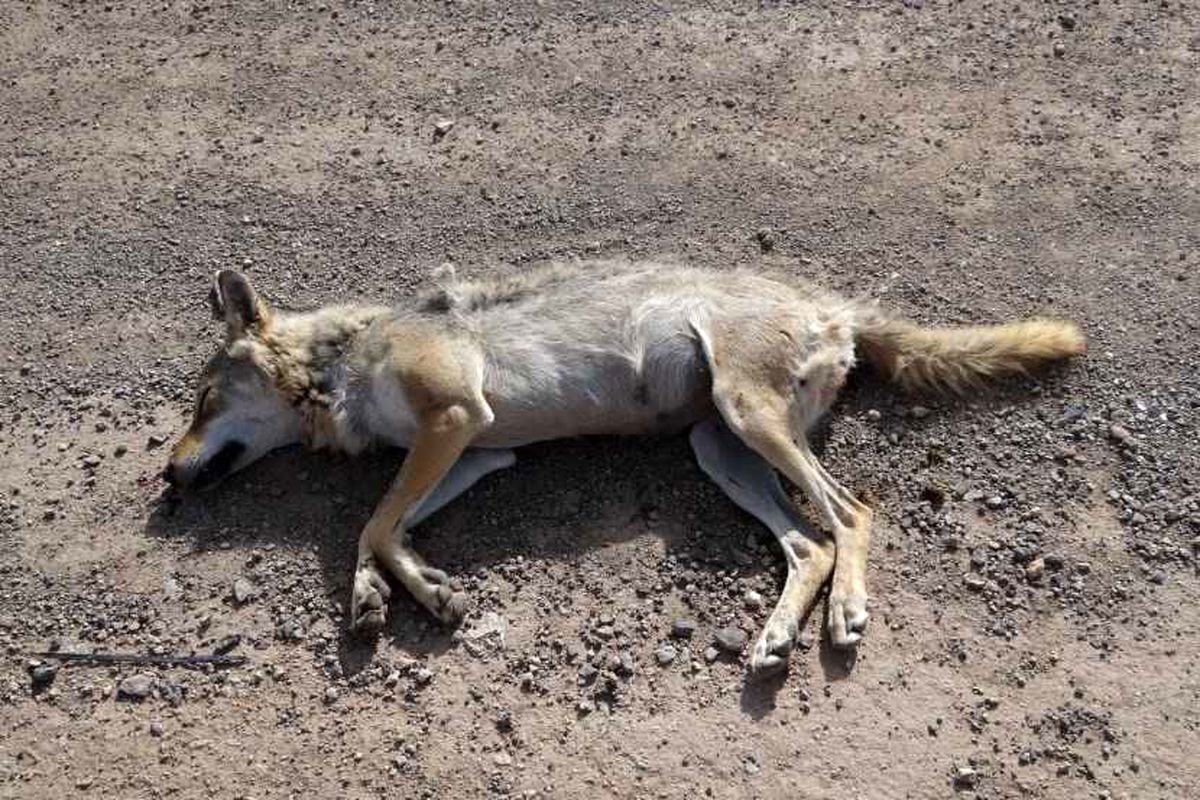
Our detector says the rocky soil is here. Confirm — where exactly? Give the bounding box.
[1,2,1197,798]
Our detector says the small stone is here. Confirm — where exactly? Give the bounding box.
[704,646,720,663]
[433,119,455,137]
[576,699,595,715]
[118,673,154,700]
[493,751,513,767]
[149,720,165,737]
[743,590,764,611]
[910,405,930,419]
[866,409,882,422]
[275,618,305,641]
[954,766,978,788]
[414,667,433,686]
[147,434,168,449]
[1148,570,1166,585]
[114,444,128,457]
[1025,557,1045,582]
[670,619,697,639]
[754,227,775,253]
[159,682,184,707]
[30,663,57,689]
[324,686,339,704]
[578,663,598,681]
[714,626,748,654]
[655,644,677,666]
[963,574,987,592]
[82,454,102,469]
[1109,424,1135,447]
[985,495,1005,509]
[231,577,254,605]
[617,651,635,676]
[1053,42,1067,58]
[1058,13,1077,30]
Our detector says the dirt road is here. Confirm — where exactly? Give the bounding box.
[1,2,1197,798]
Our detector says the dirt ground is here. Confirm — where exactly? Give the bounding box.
[2,1,1198,798]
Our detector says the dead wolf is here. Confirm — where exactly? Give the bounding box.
[165,261,1085,675]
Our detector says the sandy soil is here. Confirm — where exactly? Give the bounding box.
[1,2,1198,798]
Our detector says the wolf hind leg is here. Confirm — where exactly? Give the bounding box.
[689,418,835,675]
[350,447,515,631]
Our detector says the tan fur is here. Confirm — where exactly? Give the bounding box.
[856,317,1087,394]
[167,260,1086,676]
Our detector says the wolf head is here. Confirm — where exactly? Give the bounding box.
[164,271,305,489]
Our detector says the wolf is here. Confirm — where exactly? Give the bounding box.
[165,260,1085,675]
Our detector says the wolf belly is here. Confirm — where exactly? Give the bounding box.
[474,306,713,447]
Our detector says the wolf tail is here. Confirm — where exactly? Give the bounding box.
[853,311,1086,395]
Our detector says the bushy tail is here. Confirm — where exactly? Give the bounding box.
[855,315,1086,394]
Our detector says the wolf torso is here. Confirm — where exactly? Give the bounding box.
[301,262,853,452]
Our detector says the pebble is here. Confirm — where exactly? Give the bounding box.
[434,119,455,137]
[323,687,339,704]
[703,646,720,663]
[1109,424,1135,447]
[275,619,305,640]
[149,720,165,737]
[910,405,930,419]
[655,644,677,666]
[743,590,764,611]
[714,626,748,653]
[954,766,979,788]
[414,668,433,686]
[30,663,57,688]
[985,496,1005,509]
[670,619,697,639]
[754,227,775,253]
[147,434,168,449]
[866,409,882,422]
[963,574,987,591]
[232,577,255,605]
[118,673,154,700]
[1024,557,1045,582]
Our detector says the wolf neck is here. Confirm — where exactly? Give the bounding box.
[264,305,389,453]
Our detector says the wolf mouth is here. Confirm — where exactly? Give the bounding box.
[192,441,247,489]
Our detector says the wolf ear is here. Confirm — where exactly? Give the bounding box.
[209,270,271,339]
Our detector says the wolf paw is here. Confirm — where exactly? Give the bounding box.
[350,559,392,633]
[749,614,798,676]
[827,589,869,648]
[419,567,468,625]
